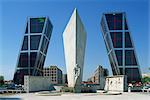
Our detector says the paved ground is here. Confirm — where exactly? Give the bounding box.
[0,92,149,100]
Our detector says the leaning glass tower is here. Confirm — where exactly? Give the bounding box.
[100,12,141,83]
[13,17,53,85]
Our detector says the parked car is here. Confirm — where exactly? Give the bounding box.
[7,84,16,89]
[142,86,150,92]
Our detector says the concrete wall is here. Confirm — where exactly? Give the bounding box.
[76,9,87,90]
[88,66,108,90]
[104,75,127,92]
[24,76,51,93]
[99,76,105,90]
[63,8,76,87]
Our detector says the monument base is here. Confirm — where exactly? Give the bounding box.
[104,75,127,92]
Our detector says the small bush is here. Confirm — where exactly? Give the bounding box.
[61,87,75,92]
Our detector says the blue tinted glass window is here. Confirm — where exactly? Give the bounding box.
[40,37,49,54]
[14,69,28,84]
[44,41,49,54]
[30,18,45,33]
[30,52,37,67]
[37,55,45,71]
[119,68,123,75]
[125,32,133,48]
[30,35,41,50]
[125,18,128,30]
[125,50,137,66]
[30,69,33,75]
[21,36,28,50]
[115,50,123,66]
[18,53,28,67]
[125,68,141,83]
[25,22,28,33]
[41,37,46,53]
[44,20,53,39]
[105,13,122,30]
[110,32,122,48]
[36,53,42,68]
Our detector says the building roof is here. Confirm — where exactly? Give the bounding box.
[142,73,150,77]
[44,66,62,71]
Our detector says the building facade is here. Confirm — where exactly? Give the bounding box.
[100,12,141,83]
[62,74,68,84]
[63,8,87,92]
[14,17,53,85]
[24,76,51,93]
[43,66,63,84]
[88,65,108,89]
[104,75,127,92]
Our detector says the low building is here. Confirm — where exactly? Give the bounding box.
[24,76,51,93]
[104,75,127,92]
[87,65,108,89]
[62,74,68,84]
[0,76,4,86]
[81,81,100,93]
[43,66,63,84]
[4,80,13,85]
[142,73,150,78]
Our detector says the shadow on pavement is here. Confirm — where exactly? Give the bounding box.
[0,98,21,100]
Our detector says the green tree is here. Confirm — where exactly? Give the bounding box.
[0,76,4,86]
[142,77,150,83]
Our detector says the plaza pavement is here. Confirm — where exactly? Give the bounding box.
[0,92,149,100]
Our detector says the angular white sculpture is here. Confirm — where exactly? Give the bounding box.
[63,8,87,92]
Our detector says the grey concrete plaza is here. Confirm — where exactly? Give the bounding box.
[0,92,149,100]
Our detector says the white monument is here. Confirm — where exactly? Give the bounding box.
[104,75,127,92]
[63,8,87,92]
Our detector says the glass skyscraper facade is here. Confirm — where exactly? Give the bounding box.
[101,12,141,83]
[14,17,53,85]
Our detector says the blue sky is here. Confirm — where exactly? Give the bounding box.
[0,0,149,80]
